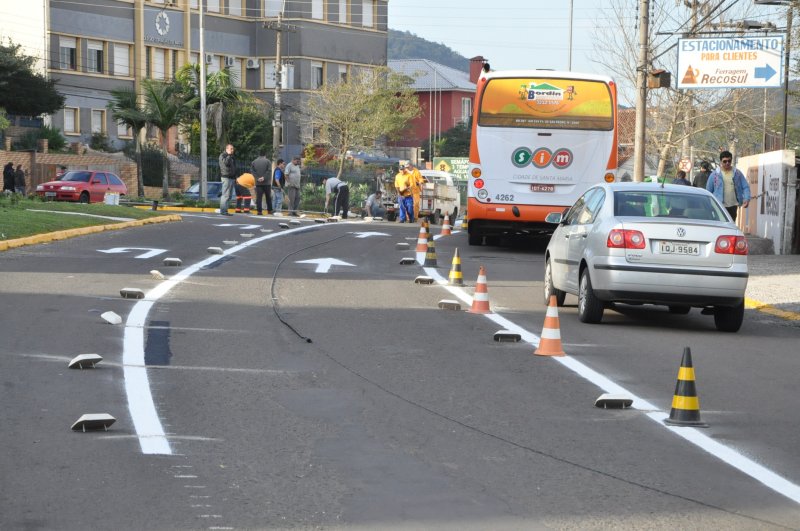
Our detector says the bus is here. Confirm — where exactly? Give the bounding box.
[466,69,618,245]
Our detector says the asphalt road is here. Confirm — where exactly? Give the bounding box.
[1,214,800,530]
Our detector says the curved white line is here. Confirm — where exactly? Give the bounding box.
[422,266,800,505]
[123,224,322,454]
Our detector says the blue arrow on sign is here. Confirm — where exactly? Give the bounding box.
[755,64,777,82]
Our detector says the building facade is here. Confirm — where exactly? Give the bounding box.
[7,0,388,160]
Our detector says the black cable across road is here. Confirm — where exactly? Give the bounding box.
[267,227,791,529]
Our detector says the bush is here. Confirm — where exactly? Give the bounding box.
[90,132,113,152]
[15,125,67,152]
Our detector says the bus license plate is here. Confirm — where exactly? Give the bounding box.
[659,241,700,255]
[530,184,555,192]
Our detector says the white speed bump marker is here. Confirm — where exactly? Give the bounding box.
[493,330,522,342]
[396,242,410,250]
[68,353,103,369]
[438,300,462,311]
[71,413,116,432]
[222,240,238,245]
[290,219,301,225]
[399,257,415,265]
[240,233,254,238]
[414,276,434,285]
[150,270,165,280]
[207,247,223,255]
[163,257,182,266]
[278,223,290,229]
[100,311,122,325]
[314,219,326,224]
[120,287,145,299]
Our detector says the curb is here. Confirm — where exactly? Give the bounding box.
[745,297,800,322]
[0,214,182,252]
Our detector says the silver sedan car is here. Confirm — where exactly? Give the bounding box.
[543,182,749,332]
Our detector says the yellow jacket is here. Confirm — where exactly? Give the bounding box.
[407,168,425,192]
[395,171,413,197]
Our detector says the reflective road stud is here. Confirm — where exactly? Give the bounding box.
[534,295,566,356]
[665,347,708,427]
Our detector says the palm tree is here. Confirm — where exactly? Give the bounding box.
[142,79,190,199]
[107,87,147,198]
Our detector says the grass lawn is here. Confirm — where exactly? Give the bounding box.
[0,196,168,240]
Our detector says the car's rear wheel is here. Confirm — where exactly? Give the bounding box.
[544,259,566,307]
[668,305,691,314]
[714,300,744,332]
[79,192,90,204]
[578,269,604,323]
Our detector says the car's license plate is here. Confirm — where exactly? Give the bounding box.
[531,184,555,192]
[659,241,700,255]
[45,191,56,197]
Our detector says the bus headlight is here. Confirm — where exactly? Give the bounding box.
[477,189,489,200]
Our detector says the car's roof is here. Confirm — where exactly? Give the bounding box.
[603,181,710,196]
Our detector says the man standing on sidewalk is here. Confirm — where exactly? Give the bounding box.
[218,144,238,216]
[250,150,273,216]
[284,155,302,216]
[706,150,750,222]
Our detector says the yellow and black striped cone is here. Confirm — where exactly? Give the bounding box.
[448,248,463,285]
[423,232,438,267]
[422,218,431,241]
[665,347,708,427]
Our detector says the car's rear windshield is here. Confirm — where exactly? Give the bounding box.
[60,171,92,183]
[614,191,727,221]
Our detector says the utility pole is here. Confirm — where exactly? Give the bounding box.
[568,0,574,70]
[782,4,793,149]
[199,1,208,201]
[633,0,650,182]
[272,9,283,160]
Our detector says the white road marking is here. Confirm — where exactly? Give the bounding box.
[123,224,324,455]
[26,209,134,222]
[295,258,355,273]
[422,266,800,505]
[98,247,168,259]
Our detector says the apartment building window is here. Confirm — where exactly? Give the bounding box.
[207,0,220,13]
[117,122,133,138]
[91,109,106,134]
[228,0,242,16]
[461,97,472,124]
[151,48,166,80]
[311,0,323,20]
[339,0,348,23]
[311,61,324,89]
[172,50,181,77]
[190,0,198,8]
[338,64,348,83]
[59,36,77,70]
[362,0,374,28]
[282,62,294,89]
[231,59,243,88]
[190,52,199,65]
[264,0,281,16]
[113,44,130,76]
[64,107,79,134]
[87,40,104,74]
[263,62,276,89]
[207,54,220,75]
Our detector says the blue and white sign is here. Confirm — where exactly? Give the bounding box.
[677,37,784,89]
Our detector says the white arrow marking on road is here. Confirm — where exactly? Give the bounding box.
[98,247,168,259]
[214,223,260,229]
[296,258,356,273]
[351,231,390,239]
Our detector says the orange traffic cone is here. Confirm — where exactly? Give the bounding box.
[440,214,452,236]
[534,295,566,356]
[415,224,428,253]
[423,233,438,267]
[468,266,491,313]
[664,347,708,427]
[448,248,463,286]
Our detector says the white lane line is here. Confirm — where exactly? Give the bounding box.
[422,266,800,505]
[123,224,325,455]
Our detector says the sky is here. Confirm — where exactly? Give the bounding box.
[387,0,793,105]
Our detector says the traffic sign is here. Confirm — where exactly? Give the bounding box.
[677,37,784,89]
[678,158,692,172]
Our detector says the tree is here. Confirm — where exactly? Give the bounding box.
[0,108,10,132]
[426,120,471,159]
[304,66,421,178]
[108,87,148,198]
[0,41,64,116]
[142,79,191,199]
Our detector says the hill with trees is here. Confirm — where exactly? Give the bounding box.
[388,29,469,72]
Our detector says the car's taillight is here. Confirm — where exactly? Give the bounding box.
[715,235,748,255]
[473,178,485,189]
[607,229,646,249]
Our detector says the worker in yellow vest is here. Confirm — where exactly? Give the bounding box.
[235,172,255,213]
[394,163,414,223]
[404,161,426,220]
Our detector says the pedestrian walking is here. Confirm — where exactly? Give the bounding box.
[250,151,273,216]
[693,161,711,189]
[672,170,691,186]
[3,162,14,193]
[323,174,350,218]
[272,159,286,214]
[14,165,26,196]
[706,150,750,222]
[284,155,302,216]
[394,164,414,223]
[218,144,238,216]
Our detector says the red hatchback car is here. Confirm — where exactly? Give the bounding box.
[36,170,128,203]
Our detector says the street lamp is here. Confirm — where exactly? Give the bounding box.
[754,0,793,149]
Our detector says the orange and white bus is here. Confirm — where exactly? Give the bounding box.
[467,69,618,245]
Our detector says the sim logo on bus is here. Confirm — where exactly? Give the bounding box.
[514,147,573,169]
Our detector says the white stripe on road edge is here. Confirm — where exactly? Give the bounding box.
[422,266,800,505]
[124,224,323,455]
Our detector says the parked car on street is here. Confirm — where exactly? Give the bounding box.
[544,182,749,332]
[183,181,223,201]
[36,170,127,203]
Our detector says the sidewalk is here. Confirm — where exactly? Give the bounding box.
[746,248,800,321]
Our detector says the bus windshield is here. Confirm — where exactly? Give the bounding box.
[478,77,614,131]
